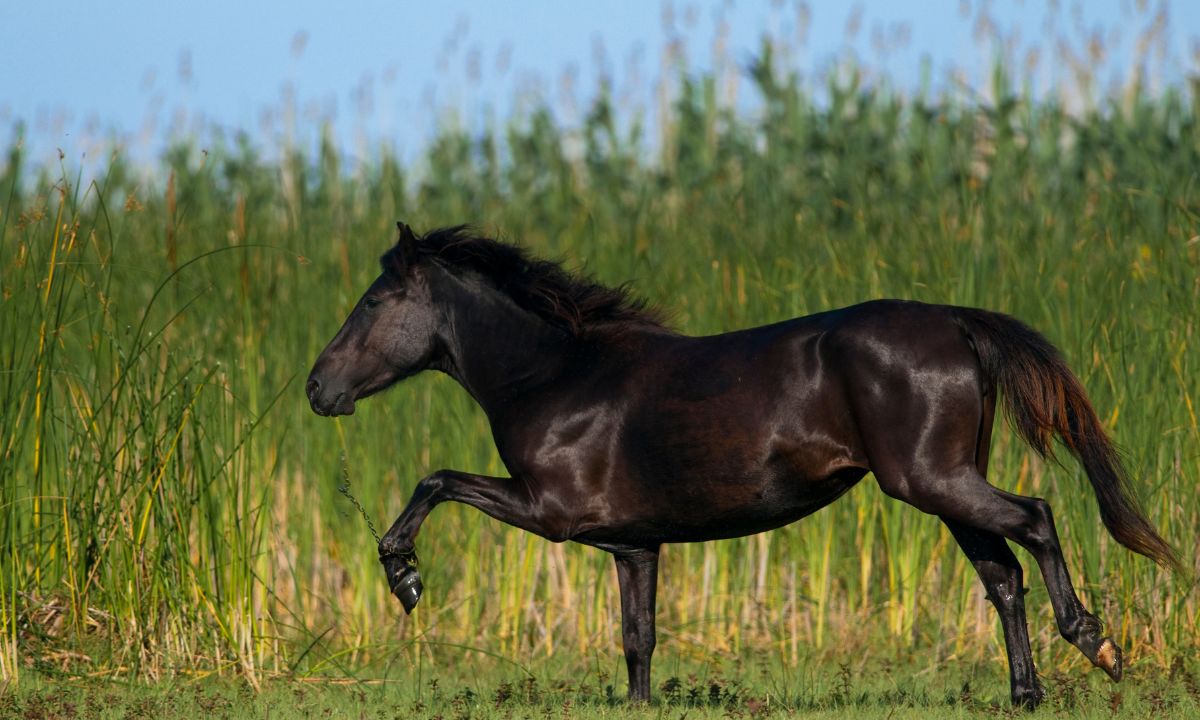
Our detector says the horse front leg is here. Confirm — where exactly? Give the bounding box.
[377,469,550,612]
[613,547,660,702]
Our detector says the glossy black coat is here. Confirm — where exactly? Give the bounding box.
[308,225,1176,709]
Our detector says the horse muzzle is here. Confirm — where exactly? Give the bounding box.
[305,375,357,416]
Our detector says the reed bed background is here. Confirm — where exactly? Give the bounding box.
[1,32,1197,690]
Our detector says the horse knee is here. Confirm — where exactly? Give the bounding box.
[378,472,453,556]
[417,470,449,495]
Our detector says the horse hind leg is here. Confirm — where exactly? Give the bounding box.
[943,518,1043,708]
[934,395,1042,707]
[877,464,1122,685]
[995,489,1123,682]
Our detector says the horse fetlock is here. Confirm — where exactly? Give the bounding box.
[1058,610,1102,644]
[378,534,416,559]
[380,550,423,614]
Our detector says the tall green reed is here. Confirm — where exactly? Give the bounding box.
[0,52,1196,684]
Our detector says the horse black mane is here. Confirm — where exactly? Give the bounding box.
[381,226,667,336]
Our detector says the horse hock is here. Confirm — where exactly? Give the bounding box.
[380,549,423,614]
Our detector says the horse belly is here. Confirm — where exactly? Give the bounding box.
[623,397,867,542]
[662,468,865,542]
[573,464,865,547]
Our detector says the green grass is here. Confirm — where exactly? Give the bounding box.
[0,41,1197,708]
[7,651,1200,719]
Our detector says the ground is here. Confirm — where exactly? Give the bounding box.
[5,650,1199,719]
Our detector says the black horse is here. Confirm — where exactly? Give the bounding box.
[307,223,1178,709]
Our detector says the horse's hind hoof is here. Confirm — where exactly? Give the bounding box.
[391,566,423,614]
[1095,637,1123,682]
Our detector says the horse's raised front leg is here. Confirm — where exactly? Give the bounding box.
[613,547,660,702]
[377,469,553,613]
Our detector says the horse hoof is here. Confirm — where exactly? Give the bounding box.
[1095,637,1123,682]
[391,566,423,614]
[1012,680,1045,711]
[380,549,423,614]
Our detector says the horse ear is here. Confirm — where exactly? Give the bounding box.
[387,221,419,274]
[396,221,418,246]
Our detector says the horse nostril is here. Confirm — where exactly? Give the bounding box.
[306,377,320,399]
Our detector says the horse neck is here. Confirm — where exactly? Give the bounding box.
[432,269,573,415]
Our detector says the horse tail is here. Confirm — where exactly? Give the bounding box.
[952,308,1181,572]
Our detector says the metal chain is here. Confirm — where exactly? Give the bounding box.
[337,449,381,544]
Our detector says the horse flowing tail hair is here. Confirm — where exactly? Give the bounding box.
[953,308,1181,572]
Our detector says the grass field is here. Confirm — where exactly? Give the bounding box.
[0,36,1198,715]
[7,654,1200,719]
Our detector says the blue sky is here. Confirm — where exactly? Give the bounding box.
[2,1,1197,167]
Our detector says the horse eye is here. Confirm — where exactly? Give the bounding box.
[363,296,382,309]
